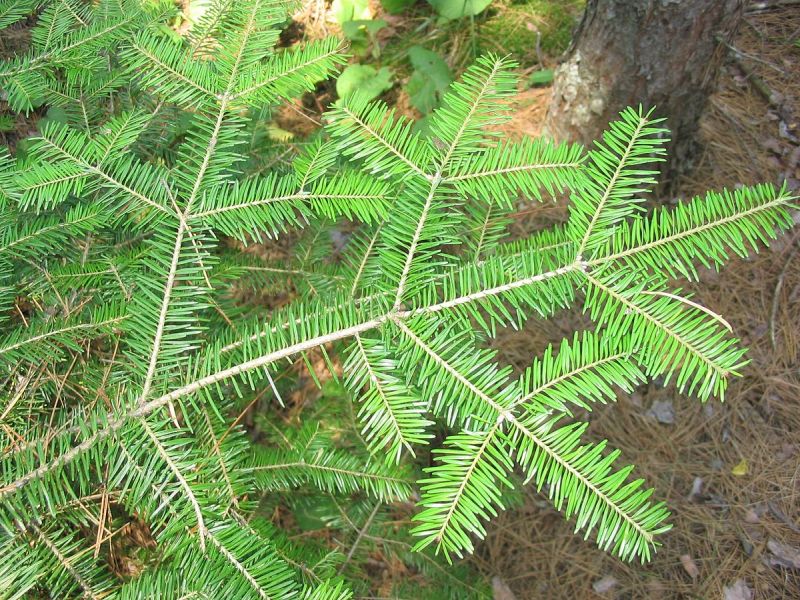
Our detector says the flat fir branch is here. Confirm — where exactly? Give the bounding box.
[0,1,797,597]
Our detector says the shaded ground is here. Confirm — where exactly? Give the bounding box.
[472,5,800,599]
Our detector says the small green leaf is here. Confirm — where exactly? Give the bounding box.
[332,0,372,24]
[731,459,749,477]
[381,0,417,14]
[336,64,394,101]
[427,0,492,20]
[406,46,453,114]
[528,68,554,87]
[341,19,387,58]
[293,496,341,530]
[37,106,70,131]
[341,19,387,40]
[412,114,434,137]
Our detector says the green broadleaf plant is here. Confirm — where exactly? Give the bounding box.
[381,0,417,14]
[332,0,372,24]
[341,19,388,59]
[406,45,453,114]
[427,0,492,20]
[336,64,394,101]
[0,0,797,597]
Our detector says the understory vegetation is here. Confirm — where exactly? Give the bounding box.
[0,0,796,598]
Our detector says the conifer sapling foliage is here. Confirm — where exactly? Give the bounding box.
[0,0,797,597]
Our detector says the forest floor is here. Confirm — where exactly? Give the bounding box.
[471,5,800,600]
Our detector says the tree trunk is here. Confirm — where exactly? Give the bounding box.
[546,0,745,189]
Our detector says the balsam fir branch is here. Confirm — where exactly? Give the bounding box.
[0,0,797,597]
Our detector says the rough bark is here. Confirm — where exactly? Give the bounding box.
[546,0,745,189]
